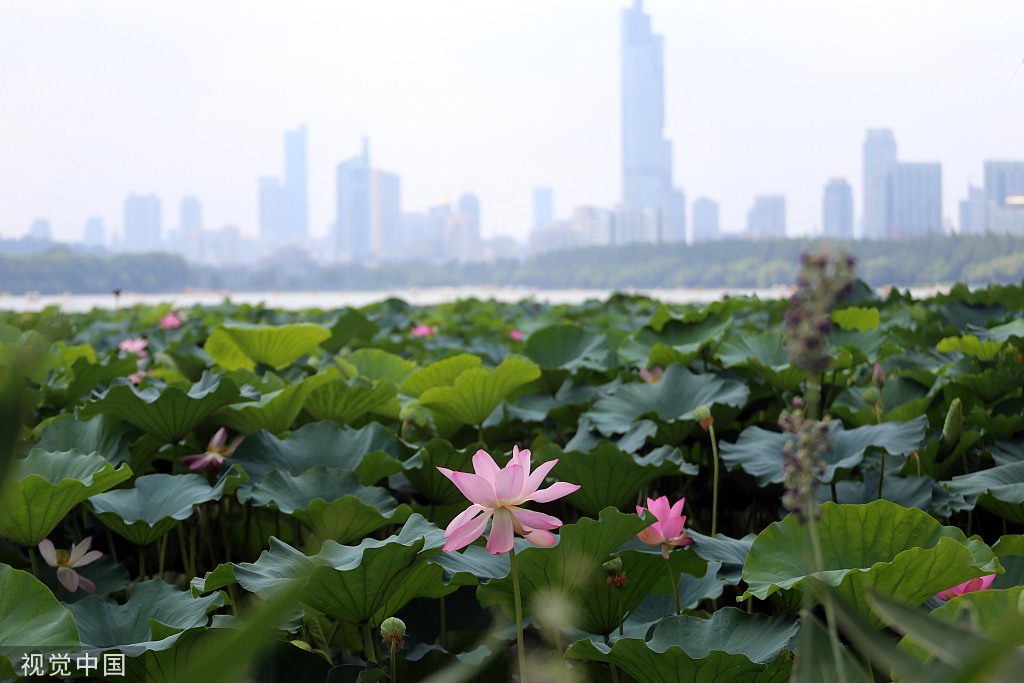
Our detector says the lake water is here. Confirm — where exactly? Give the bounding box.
[0,284,947,312]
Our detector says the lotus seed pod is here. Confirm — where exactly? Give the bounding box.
[693,405,714,431]
[380,617,406,651]
[942,398,963,449]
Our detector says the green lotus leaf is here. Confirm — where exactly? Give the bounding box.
[716,332,807,392]
[229,421,403,487]
[720,416,927,486]
[832,306,880,332]
[214,372,333,435]
[972,318,1024,343]
[0,564,80,678]
[78,372,252,443]
[241,467,410,544]
[565,609,796,683]
[536,442,697,516]
[58,354,141,407]
[741,501,1001,620]
[322,308,380,353]
[522,323,610,372]
[946,461,1024,523]
[936,334,1005,360]
[687,531,755,585]
[949,368,1022,405]
[344,347,417,384]
[477,508,708,636]
[205,322,331,371]
[991,536,1024,588]
[506,380,599,422]
[586,364,748,436]
[303,371,398,426]
[0,449,132,546]
[67,579,225,657]
[418,355,541,426]
[795,612,873,683]
[33,413,133,465]
[401,439,481,507]
[830,376,936,426]
[89,466,248,546]
[398,353,481,398]
[823,472,968,518]
[233,515,449,626]
[618,316,730,367]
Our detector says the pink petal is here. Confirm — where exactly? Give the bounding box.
[225,435,246,457]
[437,469,500,508]
[511,507,562,531]
[669,498,686,518]
[444,504,486,536]
[979,574,996,590]
[511,445,532,473]
[56,566,80,593]
[38,539,58,567]
[637,526,664,545]
[522,529,556,546]
[67,537,94,565]
[529,481,580,503]
[495,464,525,504]
[486,509,515,555]
[472,450,500,485]
[77,575,97,594]
[209,428,228,451]
[521,459,558,498]
[443,510,493,552]
[74,550,104,568]
[649,496,672,521]
[636,505,647,518]
[657,517,686,541]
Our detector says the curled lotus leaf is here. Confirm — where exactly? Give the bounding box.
[0,565,80,679]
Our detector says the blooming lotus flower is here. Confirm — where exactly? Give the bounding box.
[118,337,148,358]
[508,329,524,341]
[411,324,434,338]
[936,574,996,601]
[182,427,245,471]
[159,312,182,330]
[639,366,664,383]
[636,496,692,558]
[438,445,580,555]
[38,537,103,593]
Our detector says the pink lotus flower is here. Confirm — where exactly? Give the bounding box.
[118,337,148,358]
[182,427,245,471]
[639,366,664,383]
[411,324,434,338]
[636,496,692,558]
[128,369,148,385]
[936,574,996,601]
[508,329,524,341]
[38,537,103,593]
[438,446,580,555]
[159,312,183,330]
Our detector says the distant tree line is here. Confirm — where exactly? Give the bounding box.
[2,234,1023,295]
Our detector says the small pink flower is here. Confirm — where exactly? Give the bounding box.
[508,329,524,341]
[128,369,148,385]
[411,324,434,338]
[936,574,996,601]
[38,537,103,593]
[639,366,664,383]
[118,337,149,358]
[182,427,245,471]
[159,312,183,330]
[636,496,692,558]
[437,445,581,555]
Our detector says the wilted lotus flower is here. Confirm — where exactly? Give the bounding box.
[38,537,103,593]
[508,329,524,341]
[437,445,580,554]
[636,496,692,558]
[159,312,183,330]
[936,574,996,601]
[182,427,245,471]
[118,337,148,358]
[411,324,434,338]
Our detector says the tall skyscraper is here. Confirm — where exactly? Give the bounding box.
[123,194,162,252]
[83,217,105,247]
[573,206,614,247]
[258,177,286,245]
[692,197,719,242]
[284,125,309,240]
[180,196,202,260]
[862,129,898,239]
[822,178,854,239]
[983,161,1024,232]
[746,196,786,239]
[371,170,402,257]
[890,163,942,237]
[959,185,986,234]
[335,139,371,258]
[533,187,554,231]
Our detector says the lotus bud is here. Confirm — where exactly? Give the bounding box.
[380,617,406,651]
[942,398,963,449]
[693,405,714,431]
[871,362,886,388]
[603,557,627,588]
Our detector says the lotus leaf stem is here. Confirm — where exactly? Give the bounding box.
[510,546,528,683]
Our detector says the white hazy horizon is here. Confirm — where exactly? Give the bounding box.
[2,0,1022,244]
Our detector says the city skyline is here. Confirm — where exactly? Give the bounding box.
[2,1,1022,244]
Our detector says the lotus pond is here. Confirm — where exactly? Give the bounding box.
[1,273,1024,682]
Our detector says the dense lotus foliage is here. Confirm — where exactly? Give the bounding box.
[1,279,1024,681]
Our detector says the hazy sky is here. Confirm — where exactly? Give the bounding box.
[2,0,1023,243]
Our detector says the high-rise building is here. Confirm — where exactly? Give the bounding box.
[123,194,162,252]
[822,178,854,239]
[258,177,286,246]
[335,139,371,258]
[284,125,309,240]
[983,161,1024,233]
[533,187,554,231]
[746,196,786,239]
[573,206,614,247]
[29,219,52,241]
[660,188,686,243]
[83,217,105,247]
[890,163,942,237]
[692,197,719,242]
[862,129,898,239]
[180,196,202,260]
[959,185,986,234]
[615,206,659,245]
[371,170,402,258]
[621,0,672,212]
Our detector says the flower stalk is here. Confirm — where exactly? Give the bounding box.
[510,547,528,683]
